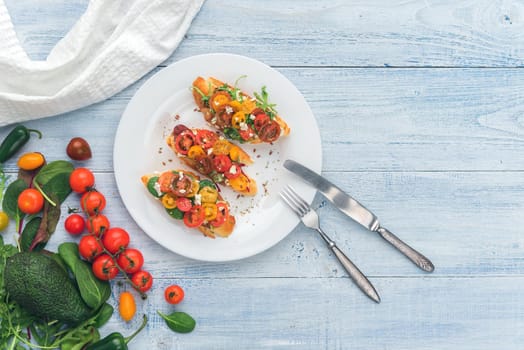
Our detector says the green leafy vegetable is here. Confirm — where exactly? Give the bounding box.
[254,86,278,118]
[157,311,196,333]
[2,178,27,230]
[32,160,73,206]
[19,217,43,252]
[74,259,111,310]
[58,242,80,274]
[223,127,243,142]
[92,303,114,329]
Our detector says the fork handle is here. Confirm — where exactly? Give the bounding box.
[376,226,435,272]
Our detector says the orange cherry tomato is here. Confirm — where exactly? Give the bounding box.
[119,291,136,322]
[78,234,104,261]
[69,167,95,193]
[92,254,119,281]
[17,189,44,214]
[85,214,110,236]
[80,191,106,215]
[164,285,184,304]
[131,270,153,293]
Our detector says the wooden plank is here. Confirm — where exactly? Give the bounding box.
[5,0,524,67]
[102,277,524,349]
[1,67,524,172]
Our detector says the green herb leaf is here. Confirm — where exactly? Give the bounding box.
[58,242,81,275]
[33,160,73,206]
[19,217,43,252]
[254,86,278,119]
[2,178,27,220]
[157,311,196,333]
[223,127,243,142]
[74,259,111,309]
[92,303,114,329]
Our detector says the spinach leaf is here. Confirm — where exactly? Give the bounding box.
[32,160,73,206]
[2,178,27,225]
[157,311,196,333]
[92,303,114,328]
[74,259,111,310]
[58,242,81,275]
[19,217,43,252]
[26,193,61,252]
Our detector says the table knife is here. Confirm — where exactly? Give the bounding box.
[284,159,434,272]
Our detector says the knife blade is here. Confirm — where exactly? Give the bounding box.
[284,159,435,272]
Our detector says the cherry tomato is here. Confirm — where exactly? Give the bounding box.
[173,173,194,197]
[80,191,106,215]
[66,137,92,161]
[78,234,104,260]
[176,197,193,212]
[17,152,45,171]
[117,248,144,274]
[253,113,270,131]
[131,270,153,293]
[258,121,281,143]
[85,214,110,236]
[212,154,232,173]
[158,171,175,193]
[194,156,213,175]
[64,213,85,235]
[239,125,255,141]
[224,163,241,179]
[174,132,195,155]
[102,227,130,254]
[183,205,205,228]
[195,129,218,149]
[69,167,95,193]
[17,189,44,214]
[164,285,184,304]
[0,212,9,231]
[119,291,136,322]
[172,124,190,136]
[210,202,229,227]
[209,91,232,112]
[92,254,119,281]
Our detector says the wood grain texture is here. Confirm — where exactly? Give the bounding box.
[1,0,523,348]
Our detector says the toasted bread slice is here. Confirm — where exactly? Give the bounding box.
[192,76,290,144]
[142,170,236,238]
[167,124,257,196]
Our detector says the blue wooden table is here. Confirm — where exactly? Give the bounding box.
[2,0,524,349]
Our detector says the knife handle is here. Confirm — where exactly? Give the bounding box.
[330,245,381,303]
[377,227,435,272]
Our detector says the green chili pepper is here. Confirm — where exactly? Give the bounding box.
[0,125,42,163]
[85,314,147,350]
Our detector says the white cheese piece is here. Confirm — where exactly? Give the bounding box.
[225,106,234,114]
[229,165,238,175]
[154,182,162,196]
[239,122,248,131]
[194,194,202,205]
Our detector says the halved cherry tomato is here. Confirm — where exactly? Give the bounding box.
[131,270,153,293]
[229,174,250,193]
[210,91,232,112]
[250,107,266,116]
[80,191,106,215]
[198,186,218,203]
[210,202,229,227]
[92,254,119,280]
[79,234,104,260]
[85,214,110,236]
[231,112,246,129]
[69,167,95,193]
[117,248,144,274]
[176,197,193,212]
[164,285,184,304]
[212,154,232,173]
[161,193,178,209]
[224,163,241,179]
[239,125,254,141]
[187,145,205,159]
[258,121,281,143]
[158,171,175,193]
[195,156,213,175]
[212,139,233,155]
[195,129,218,149]
[17,189,44,214]
[174,132,195,155]
[183,205,205,227]
[253,113,270,131]
[173,173,194,197]
[64,213,85,235]
[202,203,218,221]
[228,146,243,162]
[173,124,190,136]
[102,227,130,254]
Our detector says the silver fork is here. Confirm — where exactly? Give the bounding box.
[280,185,381,303]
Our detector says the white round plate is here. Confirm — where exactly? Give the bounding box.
[114,53,322,261]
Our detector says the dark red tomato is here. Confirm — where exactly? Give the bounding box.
[173,173,194,197]
[117,248,144,274]
[131,270,153,293]
[176,197,193,212]
[66,137,92,161]
[69,167,95,193]
[174,132,195,155]
[250,108,265,116]
[80,191,106,215]
[253,113,270,131]
[239,125,255,141]
[85,214,110,236]
[172,124,190,136]
[183,205,205,228]
[210,202,229,227]
[212,155,232,173]
[195,129,218,149]
[92,254,119,281]
[224,163,241,179]
[258,121,281,143]
[64,214,85,235]
[102,227,130,254]
[17,189,44,214]
[195,156,213,175]
[164,285,184,304]
[78,234,104,260]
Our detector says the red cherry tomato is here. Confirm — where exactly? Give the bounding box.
[183,205,205,228]
[195,129,218,149]
[164,285,184,304]
[80,191,106,215]
[78,234,104,261]
[64,213,85,235]
[92,254,119,280]
[17,189,44,214]
[131,270,153,293]
[66,137,92,161]
[176,197,193,212]
[253,113,270,131]
[69,168,95,193]
[85,214,110,236]
[212,154,232,173]
[258,121,281,143]
[174,132,195,155]
[117,248,144,274]
[102,227,130,254]
[224,163,241,179]
[210,202,229,227]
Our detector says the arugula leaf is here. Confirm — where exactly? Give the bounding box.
[223,127,243,143]
[254,86,278,119]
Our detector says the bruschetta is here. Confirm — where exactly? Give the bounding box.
[191,76,290,144]
[142,169,235,238]
[166,124,257,196]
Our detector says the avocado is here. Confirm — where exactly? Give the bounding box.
[4,252,92,324]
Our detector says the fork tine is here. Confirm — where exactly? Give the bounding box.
[283,185,310,214]
[280,187,307,216]
[279,190,303,217]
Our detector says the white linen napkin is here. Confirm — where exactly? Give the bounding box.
[0,0,205,127]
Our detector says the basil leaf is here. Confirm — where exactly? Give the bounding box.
[58,242,81,274]
[147,176,161,197]
[157,311,196,333]
[41,172,72,204]
[74,259,110,309]
[223,127,243,142]
[166,207,184,220]
[198,179,216,190]
[33,160,73,205]
[2,178,27,219]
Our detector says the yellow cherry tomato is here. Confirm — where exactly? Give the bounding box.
[229,100,242,111]
[119,291,136,322]
[202,203,218,221]
[17,152,45,171]
[199,186,218,203]
[0,212,9,231]
[229,174,249,192]
[187,145,205,159]
[229,146,242,162]
[210,91,232,112]
[212,139,233,155]
[161,193,177,209]
[231,112,246,129]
